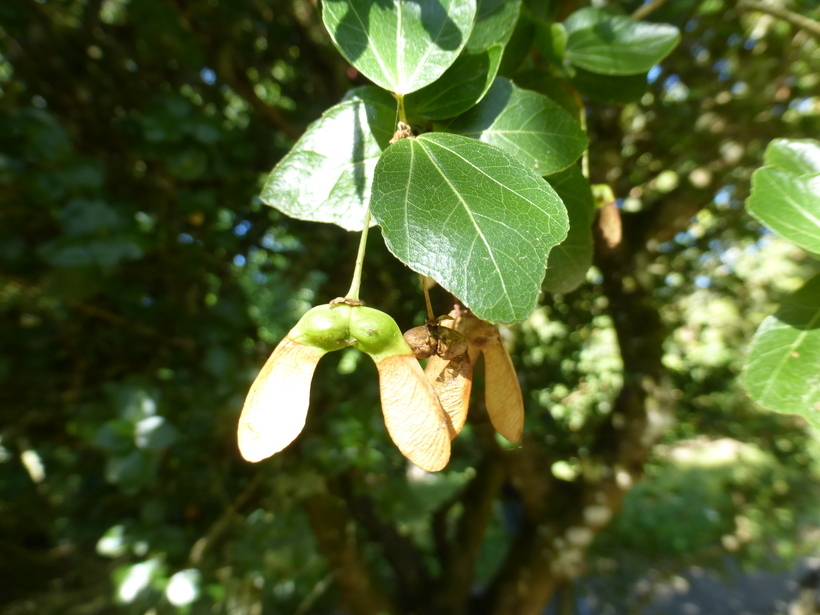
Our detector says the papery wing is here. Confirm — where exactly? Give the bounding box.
[425,353,473,438]
[237,337,325,462]
[376,354,451,471]
[482,340,524,443]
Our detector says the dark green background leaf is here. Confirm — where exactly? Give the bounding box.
[370,132,568,324]
[744,273,820,420]
[437,77,588,175]
[405,45,502,120]
[571,67,648,104]
[542,165,594,293]
[466,0,521,52]
[534,21,567,66]
[322,0,477,94]
[261,87,395,231]
[512,70,580,116]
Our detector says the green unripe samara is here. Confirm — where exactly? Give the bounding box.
[289,304,413,361]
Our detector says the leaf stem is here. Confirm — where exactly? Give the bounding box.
[574,92,590,179]
[345,209,372,301]
[396,93,407,124]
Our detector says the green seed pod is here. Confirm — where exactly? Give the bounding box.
[290,304,353,353]
[238,302,453,472]
[349,306,412,362]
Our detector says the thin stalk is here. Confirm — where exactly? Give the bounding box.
[631,0,668,21]
[574,92,589,179]
[345,209,372,301]
[421,275,435,321]
[396,93,407,124]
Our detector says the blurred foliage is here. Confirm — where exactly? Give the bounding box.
[1,0,820,614]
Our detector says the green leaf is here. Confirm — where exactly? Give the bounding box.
[466,0,521,52]
[260,87,395,231]
[512,70,580,117]
[534,21,567,66]
[542,165,594,293]
[763,138,820,176]
[564,7,680,75]
[436,77,588,175]
[405,45,502,120]
[563,6,618,34]
[322,0,477,94]
[571,67,648,104]
[370,132,568,324]
[744,273,820,422]
[746,139,820,255]
[497,4,536,77]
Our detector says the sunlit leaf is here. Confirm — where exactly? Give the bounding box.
[763,138,820,175]
[542,165,593,293]
[437,77,588,175]
[747,139,820,255]
[370,132,568,324]
[564,7,680,76]
[322,0,477,94]
[260,87,395,231]
[744,273,820,422]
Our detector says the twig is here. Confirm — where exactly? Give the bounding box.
[737,0,820,39]
[435,454,506,613]
[631,0,670,21]
[0,272,193,348]
[303,491,395,615]
[335,474,431,608]
[188,472,263,565]
[293,573,333,615]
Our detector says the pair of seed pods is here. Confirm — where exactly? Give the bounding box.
[237,301,523,472]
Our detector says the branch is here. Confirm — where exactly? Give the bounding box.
[434,453,506,615]
[188,472,263,565]
[302,491,395,615]
[483,216,676,615]
[334,474,432,611]
[738,0,820,39]
[631,0,669,21]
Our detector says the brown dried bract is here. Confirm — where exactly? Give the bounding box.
[599,201,622,249]
[329,296,365,307]
[404,325,436,360]
[389,121,414,143]
[403,323,468,361]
